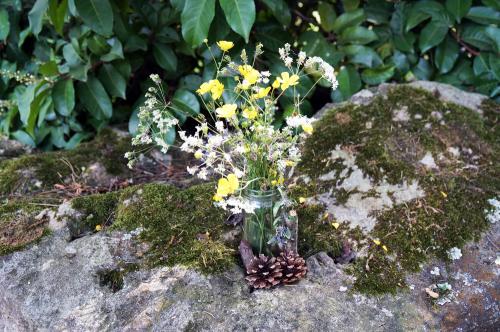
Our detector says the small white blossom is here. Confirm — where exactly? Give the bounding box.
[447,247,462,260]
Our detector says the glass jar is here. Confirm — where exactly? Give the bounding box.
[242,189,298,256]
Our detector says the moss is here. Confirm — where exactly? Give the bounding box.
[70,191,120,237]
[298,85,500,294]
[0,129,131,196]
[70,183,236,274]
[0,200,51,255]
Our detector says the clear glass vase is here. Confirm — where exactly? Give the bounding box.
[242,189,298,256]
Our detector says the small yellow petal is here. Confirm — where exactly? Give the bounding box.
[440,191,447,198]
[302,123,314,134]
[95,225,102,231]
[216,40,234,52]
[332,222,340,229]
[194,151,203,159]
[382,245,388,252]
[373,239,381,245]
[299,197,306,203]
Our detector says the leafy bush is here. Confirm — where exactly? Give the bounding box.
[0,0,498,149]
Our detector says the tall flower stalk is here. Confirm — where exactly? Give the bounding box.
[127,41,338,215]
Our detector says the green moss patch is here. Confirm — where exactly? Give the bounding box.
[0,129,131,196]
[297,85,500,294]
[0,199,50,255]
[69,183,236,274]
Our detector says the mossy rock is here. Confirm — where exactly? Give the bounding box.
[295,83,499,294]
[0,129,131,197]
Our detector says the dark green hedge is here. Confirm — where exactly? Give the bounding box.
[0,0,498,149]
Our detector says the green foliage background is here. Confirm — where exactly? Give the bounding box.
[0,0,499,149]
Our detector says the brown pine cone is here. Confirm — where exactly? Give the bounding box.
[245,254,283,289]
[277,251,307,284]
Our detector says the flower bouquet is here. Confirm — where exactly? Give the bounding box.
[128,41,337,286]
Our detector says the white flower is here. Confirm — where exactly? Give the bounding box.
[485,197,500,224]
[149,74,161,84]
[215,121,225,132]
[447,247,462,260]
[430,267,440,276]
[186,166,198,175]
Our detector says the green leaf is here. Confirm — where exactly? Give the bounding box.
[338,65,361,99]
[445,0,472,23]
[317,2,336,32]
[485,26,500,53]
[434,36,459,74]
[406,1,450,31]
[461,24,493,51]
[419,20,448,53]
[98,63,127,99]
[12,130,35,147]
[413,58,434,80]
[342,45,382,68]
[172,89,200,117]
[343,0,360,12]
[28,0,49,36]
[18,85,36,125]
[466,6,500,25]
[340,26,378,44]
[52,79,75,116]
[481,0,500,10]
[261,0,291,27]
[100,38,124,62]
[332,9,365,33]
[153,43,178,73]
[365,0,392,25]
[489,54,500,80]
[0,8,9,41]
[39,61,59,76]
[74,0,113,36]
[181,0,215,47]
[65,132,92,149]
[48,0,68,34]
[124,35,148,52]
[473,53,490,75]
[361,65,395,85]
[88,35,110,55]
[77,76,112,119]
[220,0,255,42]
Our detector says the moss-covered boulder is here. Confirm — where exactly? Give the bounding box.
[0,82,498,331]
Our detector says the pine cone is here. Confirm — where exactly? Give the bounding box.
[277,251,307,284]
[245,254,283,289]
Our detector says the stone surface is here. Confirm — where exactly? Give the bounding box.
[0,82,498,331]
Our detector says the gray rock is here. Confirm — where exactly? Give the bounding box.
[0,135,31,161]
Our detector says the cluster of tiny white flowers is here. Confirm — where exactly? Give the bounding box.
[304,56,339,90]
[279,43,293,68]
[447,247,462,260]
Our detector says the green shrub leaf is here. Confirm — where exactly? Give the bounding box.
[28,0,49,36]
[332,9,365,33]
[434,36,459,74]
[361,65,395,85]
[74,0,113,36]
[340,26,378,44]
[153,43,178,73]
[338,65,362,99]
[261,0,291,27]
[98,63,127,100]
[48,0,68,34]
[317,2,336,32]
[220,0,255,42]
[77,77,112,119]
[181,0,215,47]
[52,79,75,116]
[172,89,200,117]
[0,8,10,41]
[445,0,472,23]
[419,20,448,53]
[342,45,382,68]
[466,6,500,25]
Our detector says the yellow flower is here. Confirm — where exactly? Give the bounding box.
[226,174,239,192]
[242,107,258,120]
[382,245,388,252]
[373,239,381,245]
[95,225,102,231]
[196,81,212,95]
[196,79,224,100]
[301,123,313,134]
[215,174,239,198]
[285,160,296,167]
[194,150,203,159]
[277,176,284,185]
[271,180,277,186]
[238,65,259,87]
[277,72,299,90]
[272,78,280,89]
[332,222,340,229]
[299,197,306,203]
[217,40,234,52]
[440,191,447,198]
[216,104,237,118]
[210,79,224,100]
[252,87,271,99]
